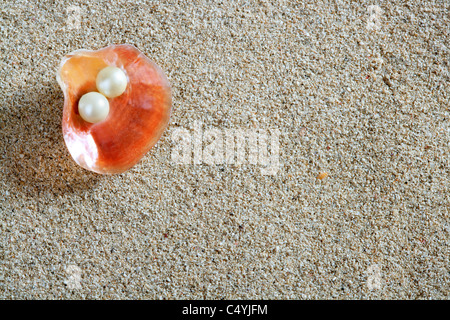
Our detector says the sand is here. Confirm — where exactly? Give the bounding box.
[0,0,448,299]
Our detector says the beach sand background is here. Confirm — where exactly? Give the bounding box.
[0,0,448,299]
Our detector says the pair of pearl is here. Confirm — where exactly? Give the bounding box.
[78,66,128,123]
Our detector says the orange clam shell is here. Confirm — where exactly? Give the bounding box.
[57,44,172,174]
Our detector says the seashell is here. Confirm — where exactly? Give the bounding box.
[317,172,329,180]
[57,44,172,174]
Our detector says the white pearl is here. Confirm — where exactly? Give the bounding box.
[96,66,128,98]
[78,92,110,123]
